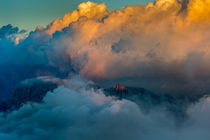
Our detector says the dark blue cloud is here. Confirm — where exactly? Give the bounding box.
[0,24,74,103]
[0,24,26,39]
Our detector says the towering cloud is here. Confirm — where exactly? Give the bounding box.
[39,0,210,95]
[1,0,210,96]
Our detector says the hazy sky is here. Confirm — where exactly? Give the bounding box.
[0,0,152,31]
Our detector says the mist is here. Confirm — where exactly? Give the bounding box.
[0,76,209,140]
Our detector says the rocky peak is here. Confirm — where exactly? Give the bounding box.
[112,84,127,91]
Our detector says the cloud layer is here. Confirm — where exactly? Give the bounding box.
[0,77,209,140]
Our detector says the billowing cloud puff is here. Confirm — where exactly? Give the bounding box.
[187,0,210,21]
[2,0,210,98]
[0,24,25,39]
[0,24,26,64]
[0,77,209,140]
[38,0,210,95]
[36,1,108,35]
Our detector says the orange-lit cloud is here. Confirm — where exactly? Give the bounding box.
[16,0,210,94]
[42,1,108,35]
[187,0,210,21]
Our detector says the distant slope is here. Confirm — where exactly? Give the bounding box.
[0,81,57,112]
[0,81,209,122]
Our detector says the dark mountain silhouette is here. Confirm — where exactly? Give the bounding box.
[0,81,57,112]
[103,84,210,122]
[0,81,209,123]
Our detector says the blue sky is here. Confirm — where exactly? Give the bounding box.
[0,0,152,31]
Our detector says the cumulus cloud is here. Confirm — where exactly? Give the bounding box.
[0,24,26,64]
[0,24,25,39]
[0,24,28,100]
[1,0,210,99]
[0,76,209,140]
[34,0,210,95]
[0,0,210,100]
